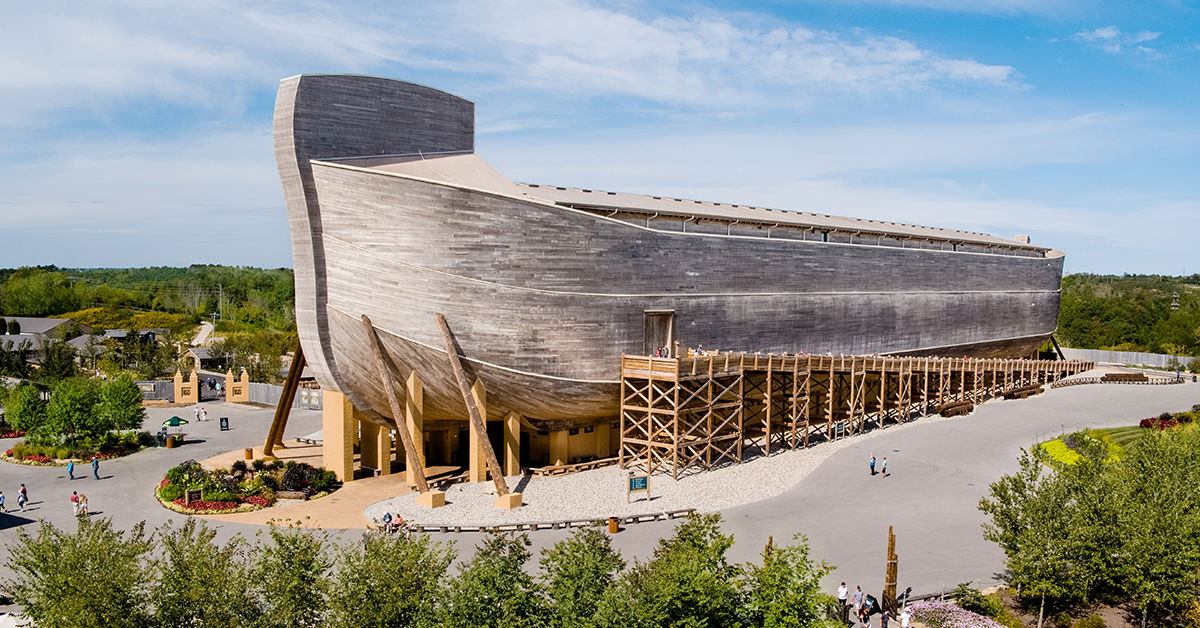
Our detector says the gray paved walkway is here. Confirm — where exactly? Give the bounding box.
[0,383,1195,607]
[421,382,1199,596]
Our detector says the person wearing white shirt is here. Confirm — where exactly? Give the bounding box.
[900,607,911,628]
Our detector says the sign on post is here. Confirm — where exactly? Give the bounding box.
[627,473,650,503]
[219,417,230,431]
[184,489,203,505]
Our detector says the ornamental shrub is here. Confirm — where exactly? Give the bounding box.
[158,483,183,502]
[310,469,338,493]
[1040,439,1082,465]
[1076,614,1106,628]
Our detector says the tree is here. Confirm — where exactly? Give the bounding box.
[3,519,151,628]
[7,319,20,335]
[4,383,46,435]
[96,374,146,431]
[254,524,331,628]
[44,376,101,445]
[979,450,1084,627]
[594,513,741,627]
[326,533,454,627]
[739,534,832,628]
[1114,429,1200,627]
[0,338,32,379]
[538,526,625,627]
[151,519,260,627]
[438,531,546,627]
[38,338,78,382]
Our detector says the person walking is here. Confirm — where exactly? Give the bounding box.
[66,460,76,480]
[78,494,89,517]
[200,406,208,422]
[837,582,848,612]
[92,456,101,480]
[17,484,27,511]
[880,611,891,628]
[900,607,911,628]
[0,490,6,513]
[70,491,79,516]
[881,457,888,477]
[193,406,201,421]
[853,585,864,616]
[869,455,877,476]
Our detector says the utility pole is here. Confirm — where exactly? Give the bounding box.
[217,283,224,320]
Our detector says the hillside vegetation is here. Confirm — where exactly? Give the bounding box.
[1057,273,1200,356]
[0,265,295,333]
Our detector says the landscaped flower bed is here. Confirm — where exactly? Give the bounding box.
[0,432,154,467]
[2,448,65,467]
[910,599,1006,628]
[0,430,25,439]
[155,459,340,515]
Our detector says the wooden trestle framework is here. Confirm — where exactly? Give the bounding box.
[620,353,1094,478]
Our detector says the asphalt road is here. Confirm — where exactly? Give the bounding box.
[0,382,1195,607]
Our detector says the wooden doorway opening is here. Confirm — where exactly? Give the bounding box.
[643,310,675,356]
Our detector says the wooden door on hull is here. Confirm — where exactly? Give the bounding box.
[644,311,675,356]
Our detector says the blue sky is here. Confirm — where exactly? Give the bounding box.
[1,0,1197,274]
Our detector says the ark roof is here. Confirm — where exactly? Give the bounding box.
[324,151,1046,252]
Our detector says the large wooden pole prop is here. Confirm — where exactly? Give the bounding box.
[435,313,512,499]
[883,525,899,613]
[263,342,306,457]
[361,315,431,494]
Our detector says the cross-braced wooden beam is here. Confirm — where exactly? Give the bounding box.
[361,315,430,493]
[435,313,510,497]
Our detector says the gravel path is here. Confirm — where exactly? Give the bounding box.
[365,411,960,527]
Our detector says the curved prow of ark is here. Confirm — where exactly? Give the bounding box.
[273,74,475,399]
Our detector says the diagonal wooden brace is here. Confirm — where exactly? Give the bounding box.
[435,313,510,497]
[361,315,430,494]
[263,342,305,457]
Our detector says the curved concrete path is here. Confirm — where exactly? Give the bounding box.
[0,383,1194,606]
[390,382,1200,596]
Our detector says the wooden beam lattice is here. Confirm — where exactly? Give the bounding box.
[617,353,1093,477]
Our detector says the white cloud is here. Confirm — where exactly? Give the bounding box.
[0,0,1021,129]
[1072,25,1162,56]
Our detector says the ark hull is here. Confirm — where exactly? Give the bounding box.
[275,75,1063,425]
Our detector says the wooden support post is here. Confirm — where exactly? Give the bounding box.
[435,313,511,498]
[264,343,306,456]
[404,372,425,485]
[468,380,489,483]
[360,315,430,494]
[321,390,356,482]
[359,420,391,476]
[503,412,521,476]
[550,429,569,466]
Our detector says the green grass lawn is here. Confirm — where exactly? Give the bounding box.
[1091,426,1145,449]
[1040,423,1191,466]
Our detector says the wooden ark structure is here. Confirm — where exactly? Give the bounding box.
[273,74,1075,483]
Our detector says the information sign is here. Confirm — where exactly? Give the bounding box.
[219,417,230,431]
[184,489,203,505]
[626,473,650,503]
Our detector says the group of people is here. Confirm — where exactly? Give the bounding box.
[69,490,90,517]
[193,405,209,421]
[837,582,911,628]
[66,457,102,480]
[868,454,889,477]
[0,483,30,512]
[379,512,411,538]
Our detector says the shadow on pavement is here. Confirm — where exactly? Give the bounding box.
[0,513,37,530]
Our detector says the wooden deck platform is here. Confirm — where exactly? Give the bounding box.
[619,353,1094,478]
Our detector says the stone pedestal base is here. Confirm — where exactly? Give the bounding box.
[495,492,523,509]
[416,490,446,509]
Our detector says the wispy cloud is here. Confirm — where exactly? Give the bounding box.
[0,0,1021,130]
[1072,25,1163,57]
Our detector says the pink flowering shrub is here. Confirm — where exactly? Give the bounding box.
[910,600,1006,628]
[172,498,240,512]
[242,495,273,507]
